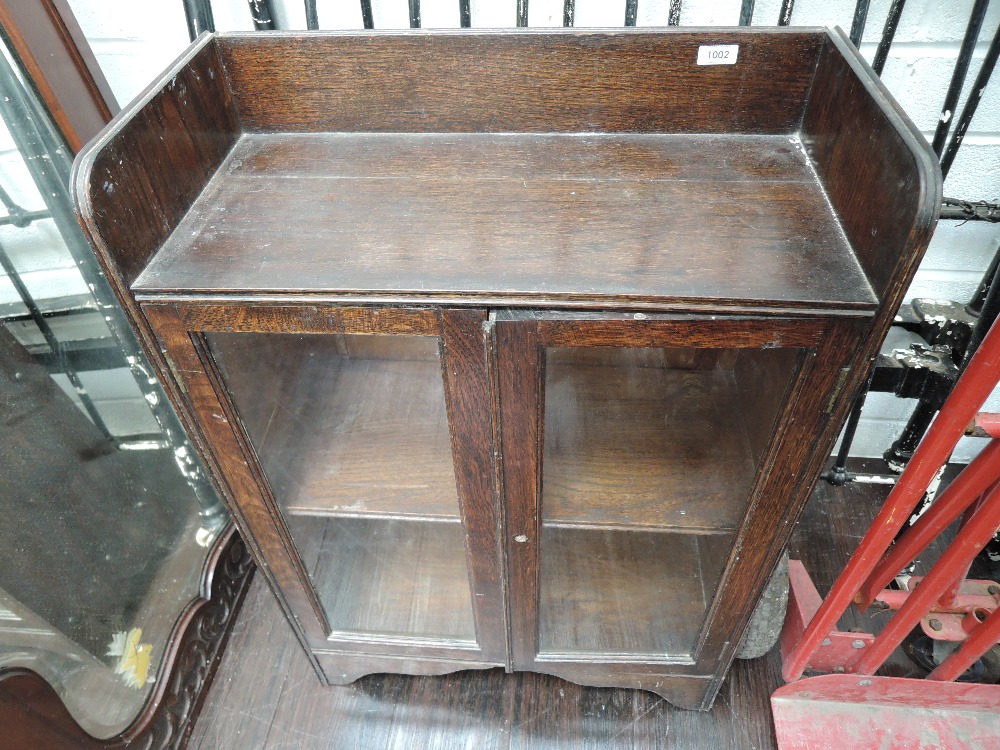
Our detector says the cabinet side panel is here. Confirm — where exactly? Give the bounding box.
[72,36,240,293]
[733,348,802,467]
[139,305,332,665]
[801,31,941,302]
[696,319,869,702]
[217,30,821,134]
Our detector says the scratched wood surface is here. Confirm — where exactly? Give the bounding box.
[134,132,876,312]
[217,30,823,135]
[187,468,920,749]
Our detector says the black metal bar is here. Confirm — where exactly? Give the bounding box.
[563,0,574,27]
[940,197,1000,222]
[360,0,374,29]
[823,371,875,486]
[625,0,638,27]
[459,0,471,27]
[517,0,528,27]
[872,0,907,76]
[739,0,754,25]
[247,0,275,30]
[883,399,938,471]
[969,247,1000,315]
[963,256,1000,370]
[777,0,794,25]
[932,0,990,156]
[849,0,872,47]
[668,0,682,26]
[0,239,114,440]
[409,0,420,28]
[182,0,215,41]
[941,19,1000,179]
[304,0,318,30]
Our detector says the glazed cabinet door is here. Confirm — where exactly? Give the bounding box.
[142,304,505,679]
[493,310,854,708]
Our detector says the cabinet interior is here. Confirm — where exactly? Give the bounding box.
[538,346,798,658]
[207,331,799,656]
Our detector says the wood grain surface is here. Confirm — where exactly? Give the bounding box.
[208,332,461,521]
[217,30,822,134]
[542,350,763,533]
[802,30,941,300]
[538,528,732,657]
[69,27,942,719]
[440,309,507,664]
[134,132,876,312]
[187,463,916,749]
[293,517,478,643]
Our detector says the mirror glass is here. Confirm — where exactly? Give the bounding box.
[0,35,228,739]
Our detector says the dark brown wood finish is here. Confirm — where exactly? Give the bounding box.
[184,462,935,750]
[494,313,831,708]
[542,356,755,533]
[176,304,441,336]
[209,335,458,521]
[802,29,942,300]
[217,30,822,134]
[133,131,876,312]
[695,321,867,694]
[141,304,333,659]
[732,347,803,466]
[143,302,505,678]
[492,320,541,671]
[71,36,239,293]
[71,28,941,713]
[297,517,477,641]
[538,529,732,654]
[441,309,507,664]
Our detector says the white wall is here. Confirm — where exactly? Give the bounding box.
[64,0,1000,460]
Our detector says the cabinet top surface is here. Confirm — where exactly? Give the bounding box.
[132,131,877,311]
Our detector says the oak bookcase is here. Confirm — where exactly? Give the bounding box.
[73,28,940,709]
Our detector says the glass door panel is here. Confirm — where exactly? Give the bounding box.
[207,332,477,644]
[538,346,798,659]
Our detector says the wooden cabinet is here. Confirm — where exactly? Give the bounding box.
[72,28,940,709]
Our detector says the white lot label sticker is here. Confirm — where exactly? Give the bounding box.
[697,44,739,65]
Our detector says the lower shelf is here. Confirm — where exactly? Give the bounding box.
[290,516,478,644]
[538,527,733,659]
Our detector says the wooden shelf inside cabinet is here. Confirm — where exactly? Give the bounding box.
[291,516,478,643]
[538,528,733,657]
[207,331,462,523]
[543,359,756,534]
[74,28,941,711]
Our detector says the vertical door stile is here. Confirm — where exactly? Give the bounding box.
[493,318,543,668]
[440,308,507,664]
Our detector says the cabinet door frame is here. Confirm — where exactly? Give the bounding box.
[142,301,507,674]
[493,310,867,703]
